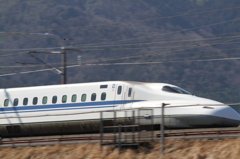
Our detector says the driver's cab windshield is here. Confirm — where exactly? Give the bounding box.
[162,86,192,95]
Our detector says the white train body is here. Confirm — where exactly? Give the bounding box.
[0,81,239,137]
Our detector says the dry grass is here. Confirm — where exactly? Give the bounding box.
[0,138,239,159]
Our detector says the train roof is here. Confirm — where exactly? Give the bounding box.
[0,81,144,90]
[0,81,178,92]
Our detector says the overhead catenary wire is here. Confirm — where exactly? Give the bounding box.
[0,46,61,52]
[1,34,240,69]
[0,31,240,55]
[78,35,240,64]
[1,52,240,69]
[1,31,240,54]
[1,56,240,77]
[1,51,240,69]
[77,37,240,53]
[1,33,240,60]
[75,16,240,48]
[0,44,238,68]
[74,35,240,49]
[78,31,240,49]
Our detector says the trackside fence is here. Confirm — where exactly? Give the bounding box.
[100,108,154,151]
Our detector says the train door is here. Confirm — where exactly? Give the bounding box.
[113,84,124,110]
[124,86,134,109]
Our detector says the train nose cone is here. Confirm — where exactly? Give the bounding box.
[188,97,240,127]
[229,105,240,116]
[211,104,240,126]
[227,105,240,126]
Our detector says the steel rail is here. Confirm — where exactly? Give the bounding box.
[157,130,240,137]
[0,128,239,148]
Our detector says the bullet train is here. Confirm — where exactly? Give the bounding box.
[0,81,239,137]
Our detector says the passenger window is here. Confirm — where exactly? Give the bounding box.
[4,99,9,107]
[42,96,48,104]
[52,96,57,104]
[117,86,122,95]
[71,94,77,102]
[13,98,19,106]
[23,98,28,105]
[81,94,87,102]
[62,95,67,103]
[101,92,106,101]
[33,97,38,105]
[128,88,132,97]
[91,93,96,101]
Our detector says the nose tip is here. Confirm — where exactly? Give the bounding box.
[215,105,240,124]
[229,105,240,115]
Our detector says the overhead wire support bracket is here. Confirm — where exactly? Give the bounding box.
[28,51,62,75]
[30,50,62,54]
[0,32,68,84]
[0,32,83,84]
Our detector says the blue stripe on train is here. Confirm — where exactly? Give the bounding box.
[0,105,116,114]
[0,100,143,114]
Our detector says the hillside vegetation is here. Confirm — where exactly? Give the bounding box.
[0,0,240,103]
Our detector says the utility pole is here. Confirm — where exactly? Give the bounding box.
[60,47,81,84]
[61,47,67,84]
[161,103,169,157]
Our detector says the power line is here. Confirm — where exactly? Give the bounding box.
[80,36,240,64]
[79,31,240,48]
[74,16,240,48]
[1,50,239,69]
[0,32,237,54]
[1,31,239,54]
[1,56,240,77]
[0,30,239,57]
[0,46,61,52]
[1,33,240,59]
[2,50,240,69]
[78,37,240,53]
[77,35,240,49]
[1,35,240,69]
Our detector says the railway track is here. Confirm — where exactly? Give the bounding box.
[159,127,240,137]
[0,127,239,148]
